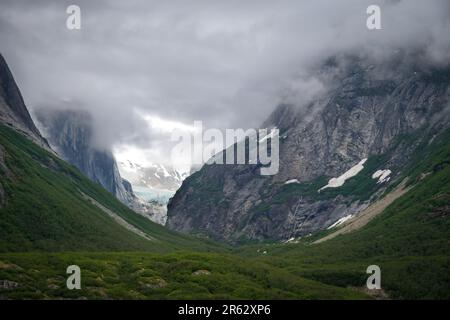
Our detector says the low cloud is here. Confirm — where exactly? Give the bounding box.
[0,0,449,165]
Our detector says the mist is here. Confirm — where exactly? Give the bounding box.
[0,0,449,165]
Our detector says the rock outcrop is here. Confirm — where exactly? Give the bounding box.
[0,54,49,150]
[35,108,167,224]
[35,109,134,203]
[167,55,450,242]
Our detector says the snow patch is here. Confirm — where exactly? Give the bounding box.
[259,128,278,143]
[284,237,300,244]
[318,158,367,192]
[328,215,353,229]
[160,164,171,177]
[372,169,391,183]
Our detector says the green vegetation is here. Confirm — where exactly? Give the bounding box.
[236,129,450,299]
[271,154,391,205]
[397,128,450,187]
[250,154,391,224]
[317,155,389,201]
[0,124,449,299]
[0,124,222,253]
[0,252,367,299]
[175,168,226,208]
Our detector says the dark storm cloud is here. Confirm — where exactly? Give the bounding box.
[0,0,449,158]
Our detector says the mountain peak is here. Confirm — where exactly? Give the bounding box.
[0,54,49,149]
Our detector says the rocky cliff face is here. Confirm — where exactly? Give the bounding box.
[166,56,450,242]
[35,109,167,224]
[0,54,49,149]
[35,109,132,203]
[0,53,53,208]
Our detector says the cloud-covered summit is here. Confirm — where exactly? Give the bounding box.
[0,0,449,165]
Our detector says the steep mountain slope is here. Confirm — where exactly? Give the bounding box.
[167,56,450,242]
[35,109,167,224]
[1,124,448,299]
[35,109,134,205]
[0,54,49,150]
[236,128,450,298]
[0,123,219,252]
[0,120,370,299]
[0,116,366,299]
[1,131,448,298]
[0,55,219,252]
[0,53,448,299]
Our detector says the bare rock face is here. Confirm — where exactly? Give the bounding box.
[167,56,450,243]
[0,54,52,209]
[35,108,167,224]
[0,54,49,150]
[35,109,133,203]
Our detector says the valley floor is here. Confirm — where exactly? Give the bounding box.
[0,252,369,300]
[0,124,449,300]
[1,250,449,299]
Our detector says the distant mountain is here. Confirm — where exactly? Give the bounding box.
[167,55,450,242]
[118,160,189,205]
[0,53,449,300]
[119,160,187,191]
[35,109,132,203]
[35,108,167,224]
[0,54,211,251]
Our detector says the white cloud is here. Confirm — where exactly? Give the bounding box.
[1,0,449,167]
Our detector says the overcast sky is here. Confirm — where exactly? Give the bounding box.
[0,0,449,167]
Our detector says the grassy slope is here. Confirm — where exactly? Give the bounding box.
[0,124,365,299]
[0,124,221,253]
[236,129,450,299]
[0,124,448,299]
